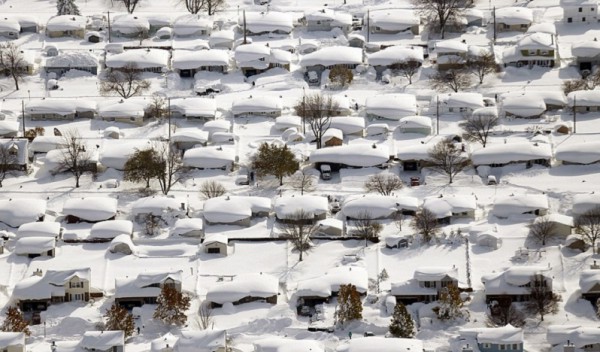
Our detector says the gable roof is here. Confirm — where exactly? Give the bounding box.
[13,268,90,300]
[205,273,279,304]
[115,271,182,298]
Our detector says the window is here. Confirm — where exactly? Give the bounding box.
[482,343,491,349]
[512,344,519,350]
[73,293,84,301]
[579,7,583,12]
[567,17,573,23]
[583,17,586,22]
[70,281,83,288]
[529,49,537,55]
[540,50,549,55]
[499,344,506,350]
[520,24,528,28]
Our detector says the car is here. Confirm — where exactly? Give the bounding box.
[307,71,319,84]
[364,331,375,337]
[236,175,250,185]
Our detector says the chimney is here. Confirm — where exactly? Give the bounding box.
[563,340,575,352]
[591,260,600,270]
[462,344,473,352]
[33,268,43,276]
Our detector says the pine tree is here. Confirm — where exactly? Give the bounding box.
[153,285,191,326]
[389,303,415,338]
[104,303,135,338]
[57,0,81,16]
[251,142,299,186]
[336,284,362,326]
[433,284,463,320]
[1,307,31,336]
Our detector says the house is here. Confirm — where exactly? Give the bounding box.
[44,51,99,77]
[172,49,230,77]
[0,139,28,171]
[304,9,352,32]
[398,116,432,135]
[80,331,124,352]
[501,90,567,111]
[314,218,345,237]
[0,332,25,352]
[203,196,271,226]
[274,195,328,224]
[366,94,418,120]
[243,11,293,35]
[422,195,477,224]
[254,338,324,352]
[175,330,227,352]
[182,146,236,170]
[481,266,553,303]
[433,92,485,115]
[234,44,291,76]
[309,144,390,170]
[568,90,600,113]
[492,194,549,218]
[367,46,424,79]
[391,266,460,304]
[173,14,213,37]
[0,198,46,228]
[202,234,228,255]
[170,130,209,151]
[321,128,343,147]
[145,14,172,35]
[62,197,118,223]
[459,325,524,352]
[579,267,600,308]
[533,214,574,237]
[0,121,20,138]
[527,22,557,36]
[0,18,21,39]
[99,140,155,170]
[90,220,133,241]
[501,95,546,119]
[547,325,600,352]
[13,268,92,312]
[15,16,38,33]
[232,96,282,118]
[573,194,600,215]
[342,194,418,220]
[571,40,600,72]
[171,218,203,237]
[209,30,235,49]
[17,222,62,239]
[562,0,599,23]
[434,40,468,70]
[300,46,363,76]
[115,271,182,308]
[111,14,150,39]
[170,98,217,120]
[131,196,186,223]
[368,9,420,35]
[30,136,69,154]
[98,99,148,125]
[46,15,86,38]
[495,7,533,32]
[43,141,99,175]
[321,265,368,295]
[26,99,97,120]
[205,273,279,308]
[337,336,423,352]
[471,142,552,168]
[14,237,56,258]
[502,32,557,68]
[151,332,177,352]
[105,49,170,73]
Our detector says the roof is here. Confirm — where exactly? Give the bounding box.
[568,90,600,106]
[203,233,228,246]
[182,146,236,169]
[46,51,99,68]
[0,18,20,32]
[300,46,363,67]
[368,45,423,66]
[244,11,293,34]
[131,196,185,216]
[0,333,25,349]
[81,331,124,350]
[296,277,332,297]
[46,15,86,31]
[502,95,546,117]
[572,194,600,215]
[495,7,533,25]
[342,195,418,219]
[170,98,217,118]
[98,99,147,118]
[206,273,279,304]
[13,268,90,300]
[173,14,213,36]
[547,325,600,348]
[572,40,600,58]
[232,96,282,114]
[434,92,484,109]
[460,325,524,344]
[172,50,229,69]
[115,271,182,298]
[176,330,226,352]
[556,141,600,164]
[305,9,352,26]
[203,196,271,223]
[423,195,477,218]
[274,195,328,219]
[365,94,418,119]
[170,130,209,144]
[435,40,468,54]
[322,127,343,142]
[91,220,133,239]
[535,213,573,226]
[324,265,369,293]
[0,198,47,228]
[337,337,423,352]
[17,222,61,238]
[471,142,552,166]
[112,13,149,34]
[579,269,600,293]
[254,338,325,352]
[309,144,390,167]
[62,197,118,222]
[106,49,170,69]
[481,266,551,295]
[492,194,549,218]
[171,218,204,236]
[369,9,419,28]
[516,32,554,50]
[99,140,154,170]
[14,236,55,255]
[399,115,432,129]
[414,266,459,281]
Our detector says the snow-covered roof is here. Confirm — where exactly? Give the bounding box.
[502,95,546,117]
[112,13,150,34]
[325,265,369,293]
[13,268,89,300]
[90,220,133,239]
[527,22,556,35]
[173,14,213,36]
[232,96,282,115]
[45,51,99,68]
[482,266,550,295]
[26,100,74,116]
[309,144,390,167]
[98,99,147,118]
[170,98,217,118]
[176,330,226,352]
[568,90,600,107]
[556,141,600,164]
[17,222,61,238]
[572,194,600,215]
[399,115,432,129]
[62,197,118,222]
[501,90,566,107]
[330,116,365,134]
[460,325,524,344]
[0,333,25,349]
[274,195,328,220]
[235,43,271,63]
[203,233,227,246]
[255,338,325,352]
[99,140,153,170]
[579,269,600,293]
[305,9,352,26]
[492,194,549,218]
[0,18,20,32]
[296,277,332,297]
[14,236,55,255]
[337,337,423,352]
[106,49,170,69]
[516,32,555,51]
[572,40,600,58]
[366,94,417,119]
[547,325,600,348]
[495,7,533,25]
[342,195,418,219]
[209,30,235,45]
[109,234,135,253]
[322,128,343,143]
[435,40,468,54]
[183,146,236,169]
[80,331,124,350]
[369,9,419,29]
[434,92,484,109]
[300,46,363,67]
[172,50,229,69]
[115,271,182,298]
[151,333,178,352]
[367,46,423,66]
[46,15,86,31]
[170,218,203,236]
[471,142,552,166]
[203,120,231,134]
[0,198,46,228]
[0,121,19,135]
[414,266,459,282]
[131,196,185,216]
[243,12,293,34]
[423,195,477,218]
[170,130,209,145]
[203,196,271,223]
[206,273,279,304]
[536,213,573,227]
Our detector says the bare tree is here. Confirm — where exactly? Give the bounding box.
[468,52,497,84]
[429,69,471,92]
[0,144,17,187]
[155,144,188,195]
[526,276,560,321]
[412,208,440,243]
[428,140,470,184]
[390,60,421,84]
[280,210,316,261]
[486,301,525,328]
[352,211,383,246]
[529,217,557,246]
[364,173,403,196]
[575,206,600,254]
[288,169,316,195]
[100,63,151,99]
[462,114,500,148]
[146,94,167,119]
[136,24,149,45]
[199,180,226,199]
[294,93,340,149]
[0,42,27,91]
[204,0,226,15]
[59,130,93,188]
[198,302,213,330]
[182,0,226,15]
[563,69,600,94]
[413,0,466,39]
[119,0,141,13]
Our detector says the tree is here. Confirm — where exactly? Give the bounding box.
[328,66,353,88]
[429,68,471,92]
[57,0,81,15]
[199,180,226,199]
[294,93,340,149]
[251,143,298,186]
[59,130,93,188]
[412,208,440,243]
[526,276,559,321]
[0,42,27,91]
[135,24,150,45]
[413,0,466,39]
[462,114,500,148]
[352,211,383,246]
[336,284,362,326]
[467,52,497,84]
[147,94,167,120]
[433,284,463,320]
[1,307,30,336]
[124,148,161,188]
[486,301,525,328]
[198,302,213,330]
[288,170,315,195]
[0,144,18,187]
[155,144,188,195]
[100,63,151,99]
[562,69,600,94]
[182,0,226,15]
[428,140,470,184]
[119,0,141,13]
[153,284,191,326]
[280,210,316,262]
[364,173,403,196]
[390,60,421,84]
[529,217,557,246]
[24,127,45,142]
[389,303,415,338]
[104,303,135,338]
[575,206,600,254]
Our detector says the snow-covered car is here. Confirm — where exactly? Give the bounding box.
[307,71,319,84]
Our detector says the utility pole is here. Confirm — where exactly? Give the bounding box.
[436,95,440,135]
[107,11,112,43]
[492,7,496,44]
[573,95,577,133]
[302,87,306,134]
[366,9,370,43]
[21,100,25,138]
[168,97,172,141]
[243,10,247,44]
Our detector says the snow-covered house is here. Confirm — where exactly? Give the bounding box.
[324,265,369,295]
[111,14,150,39]
[13,268,92,312]
[459,325,524,352]
[170,130,209,151]
[501,90,567,112]
[573,194,600,215]
[182,145,236,170]
[0,18,20,39]
[366,94,418,120]
[46,15,86,38]
[321,128,343,147]
[342,195,418,220]
[300,46,363,74]
[533,214,574,237]
[423,195,477,224]
[145,14,172,35]
[501,95,546,119]
[367,46,424,78]
[105,48,170,73]
[0,198,46,228]
[337,336,423,352]
[309,144,390,170]
[234,43,274,76]
[114,271,182,308]
[398,116,432,135]
[44,51,99,77]
[314,218,345,237]
[243,12,293,35]
[175,330,227,352]
[203,196,271,226]
[62,197,118,223]
[471,142,552,168]
[17,222,62,239]
[90,220,133,241]
[173,14,213,37]
[579,269,600,308]
[14,237,56,258]
[368,9,420,35]
[274,195,328,224]
[568,90,600,113]
[495,7,533,32]
[98,99,148,125]
[26,99,97,120]
[202,234,228,255]
[99,140,154,170]
[562,0,599,24]
[492,194,549,218]
[556,141,600,165]
[0,139,28,171]
[15,16,38,33]
[391,266,460,304]
[131,196,186,223]
[571,40,600,72]
[170,98,217,120]
[547,325,600,352]
[80,331,124,352]
[205,273,279,308]
[502,32,557,68]
[172,49,230,77]
[434,40,468,70]
[0,332,25,352]
[304,9,352,32]
[209,30,235,50]
[232,96,282,118]
[0,121,19,138]
[433,92,485,115]
[170,218,203,238]
[481,266,553,303]
[254,338,324,352]
[330,116,365,136]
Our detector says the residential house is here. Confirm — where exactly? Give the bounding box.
[145,14,172,35]
[209,30,235,50]
[398,116,432,135]
[14,237,56,258]
[299,46,363,77]
[309,144,390,170]
[13,268,92,312]
[495,7,533,32]
[0,332,25,352]
[422,195,477,224]
[44,51,99,77]
[172,49,230,77]
[105,48,170,73]
[434,40,468,70]
[205,273,279,308]
[0,121,20,138]
[572,193,600,215]
[330,116,365,136]
[182,145,236,170]
[114,271,182,308]
[175,330,227,352]
[492,194,549,218]
[501,90,567,112]
[89,220,133,242]
[16,16,38,34]
[0,139,28,171]
[304,9,352,32]
[481,266,553,304]
[366,94,418,120]
[171,218,203,238]
[202,234,228,255]
[170,130,209,151]
[151,333,177,352]
[242,12,293,36]
[321,128,343,147]
[46,15,86,38]
[367,46,424,80]
[173,14,212,37]
[568,90,600,113]
[0,198,46,228]
[557,141,600,165]
[274,195,328,224]
[561,0,599,23]
[0,18,21,39]
[579,266,600,309]
[459,325,524,352]
[254,338,324,352]
[501,95,546,119]
[62,197,118,223]
[170,98,217,120]
[341,194,418,220]
[99,139,156,170]
[130,196,186,223]
[314,218,345,237]
[471,142,552,168]
[17,222,62,239]
[203,196,271,226]
[533,214,574,237]
[26,99,97,120]
[111,14,150,39]
[337,338,423,352]
[391,266,460,304]
[442,8,485,33]
[571,40,600,72]
[547,325,600,352]
[433,92,485,115]
[80,331,124,352]
[98,99,148,125]
[232,96,282,118]
[502,32,557,68]
[368,9,420,35]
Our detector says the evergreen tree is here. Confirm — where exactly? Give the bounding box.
[251,143,299,186]
[123,148,162,188]
[433,284,463,320]
[153,285,191,326]
[1,307,30,336]
[57,0,81,16]
[104,303,135,338]
[389,303,415,338]
[336,284,362,326]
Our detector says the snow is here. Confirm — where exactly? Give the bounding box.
[0,121,19,135]
[337,337,423,352]
[243,12,293,34]
[572,194,600,215]
[0,198,46,228]
[171,218,203,236]
[170,98,217,118]
[105,49,170,69]
[365,94,417,120]
[274,195,328,220]
[13,268,88,300]
[482,266,551,295]
[99,140,152,170]
[0,18,20,32]
[17,222,61,238]
[176,330,226,352]
[182,146,236,169]
[14,236,55,255]
[398,115,432,129]
[80,331,124,350]
[434,92,484,109]
[173,14,212,36]
[423,195,476,218]
[571,40,600,57]
[305,9,352,26]
[172,49,230,69]
[460,325,523,344]
[414,266,459,282]
[495,7,534,25]
[115,271,182,298]
[171,130,209,144]
[232,96,282,115]
[205,273,279,304]
[131,196,185,216]
[547,325,600,348]
[300,46,363,67]
[492,194,549,218]
[324,265,368,293]
[471,142,552,166]
[568,90,600,106]
[368,9,419,29]
[203,233,227,245]
[502,95,546,117]
[0,333,25,348]
[62,197,118,222]
[309,144,390,167]
[90,220,133,239]
[112,14,150,34]
[368,46,424,66]
[342,195,418,219]
[46,15,86,31]
[556,141,600,164]
[204,196,271,224]
[435,40,468,54]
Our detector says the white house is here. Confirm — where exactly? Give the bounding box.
[492,194,549,218]
[561,0,599,23]
[309,144,390,169]
[80,331,124,352]
[182,146,236,170]
[203,196,271,226]
[274,195,329,223]
[391,266,460,304]
[171,218,204,238]
[422,195,477,223]
[243,11,293,35]
[571,40,600,72]
[173,14,213,37]
[46,15,86,38]
[172,49,230,77]
[111,13,150,38]
[114,271,182,307]
[556,141,600,165]
[547,325,600,351]
[62,197,118,223]
[471,142,552,167]
[342,195,418,220]
[105,49,170,73]
[398,116,432,135]
[568,90,600,112]
[459,326,524,352]
[366,94,418,120]
[205,273,279,307]
[502,32,557,68]
[170,98,217,120]
[17,222,62,239]
[14,237,56,257]
[433,92,485,115]
[0,198,46,228]
[481,266,553,302]
[175,330,227,352]
[572,193,600,215]
[98,99,148,125]
[368,9,420,35]
[495,7,533,32]
[300,46,363,72]
[232,96,282,118]
[304,9,352,32]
